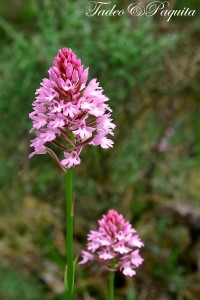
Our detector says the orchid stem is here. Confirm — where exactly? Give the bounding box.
[65,168,74,299]
[109,261,115,300]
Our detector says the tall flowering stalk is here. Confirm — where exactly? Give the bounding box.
[29,48,115,299]
[79,210,144,299]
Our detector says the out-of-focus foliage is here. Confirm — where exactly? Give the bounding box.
[0,0,200,299]
[0,264,44,300]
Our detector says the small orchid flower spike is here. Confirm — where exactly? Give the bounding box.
[29,48,115,170]
[79,210,144,277]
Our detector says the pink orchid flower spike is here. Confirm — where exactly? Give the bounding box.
[79,209,144,277]
[29,48,115,171]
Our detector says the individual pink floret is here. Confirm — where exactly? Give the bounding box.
[29,48,115,170]
[79,210,144,277]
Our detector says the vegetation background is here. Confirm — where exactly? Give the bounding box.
[0,0,200,299]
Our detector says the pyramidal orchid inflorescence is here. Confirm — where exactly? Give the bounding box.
[79,210,144,277]
[29,48,115,170]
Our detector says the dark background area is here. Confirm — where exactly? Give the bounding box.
[0,0,200,299]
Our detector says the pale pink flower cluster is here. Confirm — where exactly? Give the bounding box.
[157,127,175,152]
[79,210,144,277]
[157,140,170,152]
[29,48,115,170]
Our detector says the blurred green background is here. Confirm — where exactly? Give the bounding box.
[0,0,200,299]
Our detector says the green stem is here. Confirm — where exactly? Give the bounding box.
[109,261,115,300]
[65,169,74,299]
